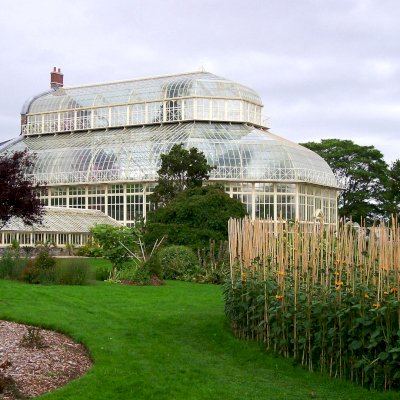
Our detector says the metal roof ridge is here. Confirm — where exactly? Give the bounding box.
[61,70,217,90]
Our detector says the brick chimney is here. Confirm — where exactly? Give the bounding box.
[50,67,64,88]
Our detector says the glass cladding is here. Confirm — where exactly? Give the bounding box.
[34,183,337,224]
[6,123,338,188]
[22,72,263,134]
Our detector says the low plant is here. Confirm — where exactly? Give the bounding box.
[76,239,104,258]
[20,249,56,284]
[118,261,151,285]
[0,249,26,280]
[95,265,112,281]
[196,240,230,284]
[55,259,93,285]
[158,245,199,280]
[20,259,41,284]
[20,326,47,349]
[0,373,25,399]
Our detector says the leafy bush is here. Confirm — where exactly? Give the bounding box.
[118,262,151,285]
[158,245,199,280]
[142,254,162,279]
[20,326,47,349]
[55,259,93,285]
[95,265,112,281]
[20,259,41,284]
[20,249,56,284]
[145,185,246,250]
[0,249,26,280]
[35,249,57,284]
[76,239,104,257]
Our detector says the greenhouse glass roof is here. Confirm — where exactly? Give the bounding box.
[23,72,262,114]
[0,207,121,233]
[0,122,338,188]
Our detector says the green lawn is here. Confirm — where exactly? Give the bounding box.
[0,276,398,399]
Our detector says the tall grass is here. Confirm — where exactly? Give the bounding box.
[225,217,400,390]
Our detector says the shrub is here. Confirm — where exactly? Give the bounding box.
[119,262,151,285]
[195,240,230,284]
[20,326,47,349]
[95,265,112,281]
[20,249,56,284]
[142,254,162,279]
[158,245,199,280]
[55,259,93,285]
[35,249,56,284]
[0,249,26,280]
[0,373,24,399]
[76,240,104,257]
[20,259,41,284]
[145,185,246,250]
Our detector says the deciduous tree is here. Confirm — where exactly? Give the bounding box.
[150,144,214,207]
[0,150,44,227]
[301,139,389,222]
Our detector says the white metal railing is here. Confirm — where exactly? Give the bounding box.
[22,98,265,135]
[26,167,339,187]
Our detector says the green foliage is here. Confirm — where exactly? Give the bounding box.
[145,185,246,249]
[141,254,162,279]
[20,259,41,284]
[158,245,199,280]
[224,275,400,391]
[386,160,400,216]
[76,238,104,257]
[0,249,26,280]
[55,259,93,285]
[20,249,56,284]
[95,265,112,281]
[118,261,151,285]
[301,139,389,222]
[90,224,138,275]
[35,248,57,284]
[150,143,214,206]
[196,240,230,284]
[19,251,92,285]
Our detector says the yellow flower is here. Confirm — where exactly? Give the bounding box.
[372,303,380,308]
[383,291,389,295]
[364,294,369,299]
[334,272,340,276]
[278,272,285,276]
[335,281,343,286]
[275,295,284,300]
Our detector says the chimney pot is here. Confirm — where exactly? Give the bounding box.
[50,67,64,89]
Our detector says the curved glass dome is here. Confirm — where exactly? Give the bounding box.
[1,122,337,188]
[23,72,262,114]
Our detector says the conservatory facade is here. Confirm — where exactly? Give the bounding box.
[0,69,339,225]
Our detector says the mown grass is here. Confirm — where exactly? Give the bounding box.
[0,269,399,399]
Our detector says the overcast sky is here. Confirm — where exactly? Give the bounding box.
[0,0,399,162]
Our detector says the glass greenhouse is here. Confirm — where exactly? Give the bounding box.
[0,207,121,249]
[0,69,339,225]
